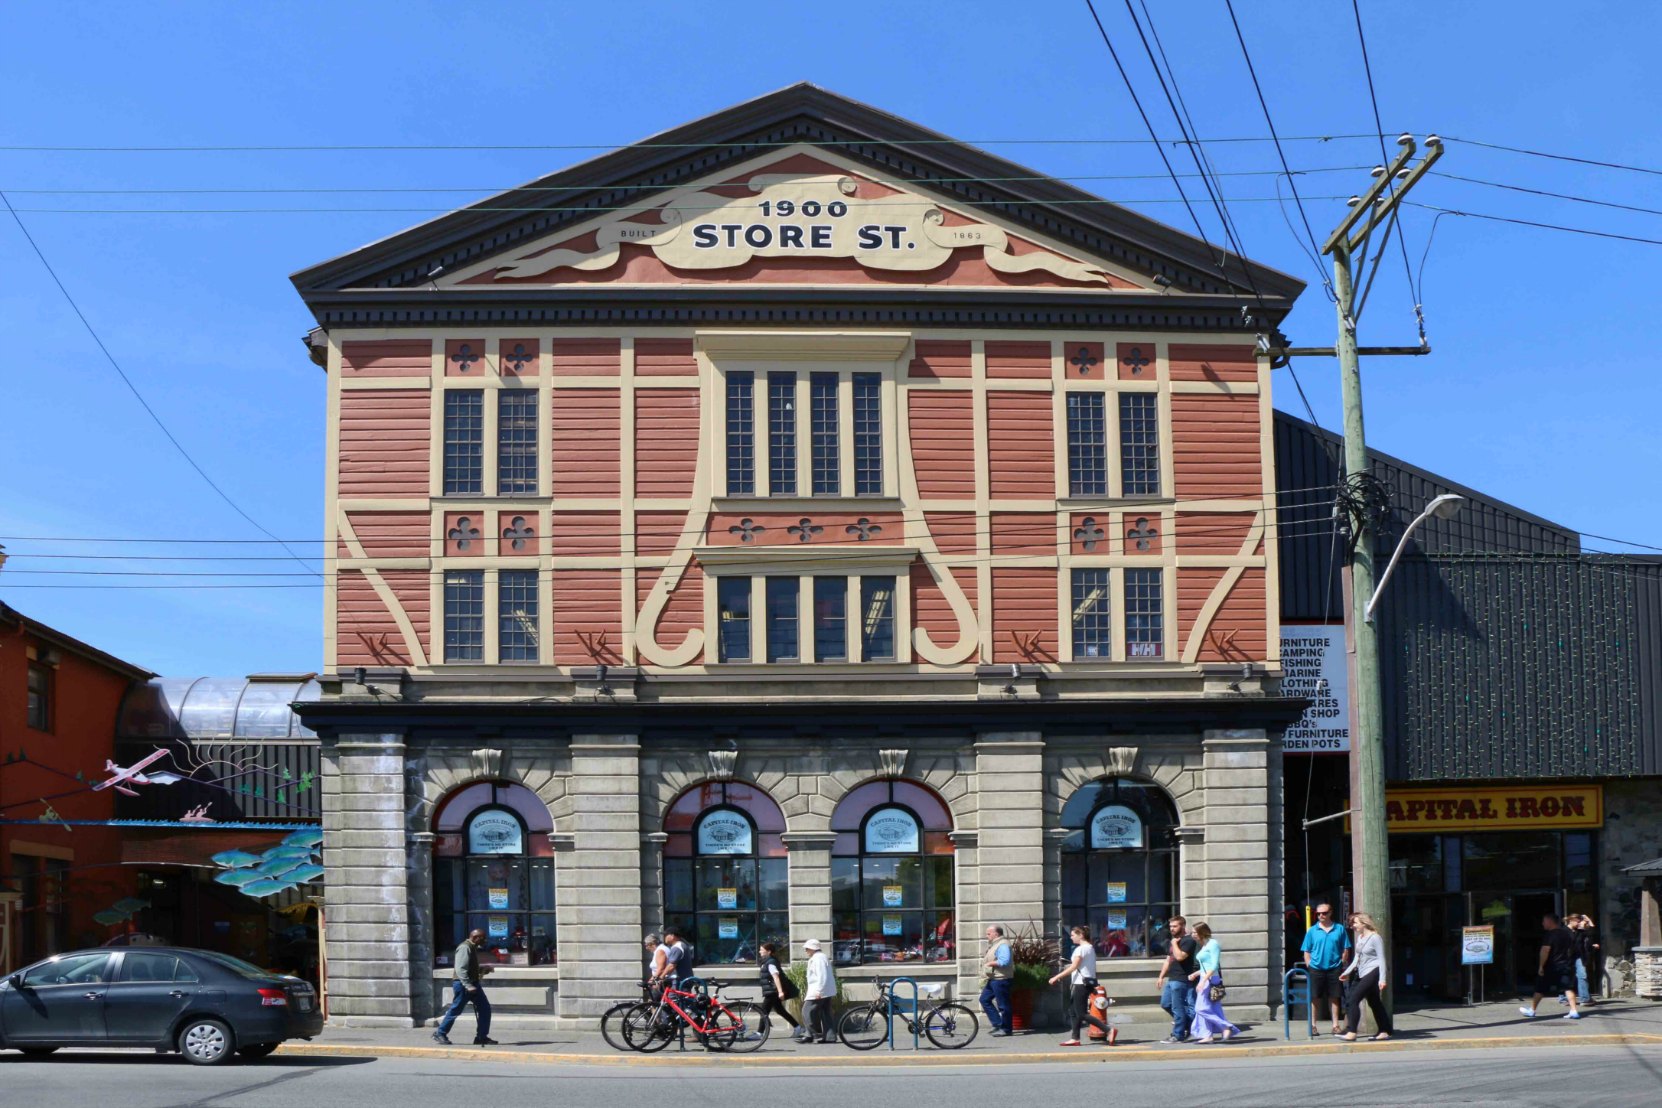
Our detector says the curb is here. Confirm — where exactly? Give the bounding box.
[276,1032,1662,1067]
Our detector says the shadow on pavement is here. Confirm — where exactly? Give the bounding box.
[0,1051,376,1067]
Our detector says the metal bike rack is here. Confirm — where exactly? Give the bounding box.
[1282,967,1315,1040]
[676,976,711,1052]
[888,976,921,1051]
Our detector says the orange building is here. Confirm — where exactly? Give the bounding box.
[0,602,152,971]
[292,86,1310,1028]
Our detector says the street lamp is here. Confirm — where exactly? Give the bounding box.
[1364,493,1464,623]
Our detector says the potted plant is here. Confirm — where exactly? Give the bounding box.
[782,959,845,1025]
[1006,924,1061,1031]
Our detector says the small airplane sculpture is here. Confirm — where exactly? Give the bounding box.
[92,749,180,797]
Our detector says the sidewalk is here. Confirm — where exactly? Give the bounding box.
[276,997,1662,1066]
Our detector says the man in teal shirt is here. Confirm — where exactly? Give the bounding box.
[1300,904,1352,1034]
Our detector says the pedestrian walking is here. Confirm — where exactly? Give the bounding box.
[800,938,836,1044]
[756,941,802,1040]
[979,924,1015,1036]
[432,928,497,1046]
[1049,925,1109,1046]
[1337,912,1392,1041]
[1155,915,1198,1044]
[659,925,692,988]
[1519,912,1582,1020]
[1570,914,1601,1005]
[1186,922,1240,1043]
[1300,902,1352,1035]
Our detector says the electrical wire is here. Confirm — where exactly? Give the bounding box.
[1404,202,1662,247]
[1429,170,1662,218]
[0,189,320,579]
[1445,136,1662,179]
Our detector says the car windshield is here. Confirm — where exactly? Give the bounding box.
[190,951,281,980]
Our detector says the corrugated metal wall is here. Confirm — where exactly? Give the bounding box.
[1275,413,1662,781]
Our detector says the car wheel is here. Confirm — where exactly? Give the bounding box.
[237,1043,280,1060]
[178,1018,235,1065]
[18,1047,59,1058]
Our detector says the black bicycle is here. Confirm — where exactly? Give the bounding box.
[836,979,978,1050]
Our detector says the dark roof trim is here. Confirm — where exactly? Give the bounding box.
[0,602,154,680]
[292,83,1304,308]
[1272,409,1576,538]
[1622,857,1662,875]
[294,694,1310,738]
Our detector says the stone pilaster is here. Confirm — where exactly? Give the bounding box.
[972,734,1047,939]
[556,734,644,1019]
[321,732,415,1027]
[949,829,981,995]
[408,831,438,1024]
[1199,728,1276,1019]
[783,831,838,952]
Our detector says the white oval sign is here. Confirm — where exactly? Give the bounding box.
[467,810,524,855]
[1089,804,1144,849]
[696,810,754,856]
[863,807,920,854]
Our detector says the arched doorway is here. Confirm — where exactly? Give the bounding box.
[432,781,556,967]
[1059,777,1180,958]
[830,779,955,966]
[662,781,788,964]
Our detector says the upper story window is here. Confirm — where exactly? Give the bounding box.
[26,661,52,731]
[722,368,890,498]
[715,573,900,664]
[1120,393,1161,497]
[1125,567,1164,658]
[717,577,752,663]
[444,570,485,662]
[498,570,540,663]
[497,390,539,495]
[1071,569,1112,659]
[1066,393,1108,496]
[444,390,485,496]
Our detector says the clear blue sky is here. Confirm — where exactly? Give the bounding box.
[3,1,1658,676]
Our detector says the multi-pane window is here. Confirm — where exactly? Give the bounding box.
[717,577,752,663]
[497,390,538,495]
[830,779,956,965]
[810,373,840,495]
[444,570,485,662]
[813,576,848,661]
[727,372,755,495]
[1066,393,1108,496]
[498,570,539,663]
[765,577,800,663]
[1071,569,1113,659]
[662,782,789,965]
[768,372,797,495]
[853,373,883,496]
[860,576,897,661]
[1120,393,1161,496]
[444,390,485,496]
[1060,777,1181,958]
[26,661,52,731]
[1125,568,1164,658]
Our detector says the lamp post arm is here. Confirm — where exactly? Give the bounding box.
[1364,505,1437,624]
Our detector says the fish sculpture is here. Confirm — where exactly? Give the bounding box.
[211,849,264,869]
[260,845,316,862]
[92,910,127,926]
[240,879,294,898]
[213,869,268,887]
[282,828,324,849]
[282,863,325,885]
[110,897,151,915]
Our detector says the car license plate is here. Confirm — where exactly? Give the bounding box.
[296,995,313,1011]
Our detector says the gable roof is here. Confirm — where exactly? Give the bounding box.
[292,83,1303,326]
[0,601,154,680]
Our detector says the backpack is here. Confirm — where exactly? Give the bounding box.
[779,969,800,1000]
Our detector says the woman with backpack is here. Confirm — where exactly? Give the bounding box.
[756,941,803,1041]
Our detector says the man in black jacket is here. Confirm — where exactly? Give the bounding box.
[434,929,498,1045]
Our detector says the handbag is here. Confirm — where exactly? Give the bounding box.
[1208,977,1227,1003]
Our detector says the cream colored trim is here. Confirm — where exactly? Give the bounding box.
[337,514,429,667]
[694,546,919,575]
[483,566,501,662]
[1179,508,1265,664]
[837,372,856,496]
[971,339,991,664]
[339,498,432,511]
[326,325,1262,346]
[698,329,912,361]
[339,376,433,390]
[1170,380,1259,395]
[1258,354,1282,664]
[620,337,639,663]
[324,334,343,669]
[427,338,444,499]
[482,387,499,498]
[1156,341,1176,501]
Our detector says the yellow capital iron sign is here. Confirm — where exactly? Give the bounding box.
[1382,784,1603,833]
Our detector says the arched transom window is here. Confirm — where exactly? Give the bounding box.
[432,781,556,967]
[1060,777,1180,958]
[663,781,788,964]
[831,779,955,966]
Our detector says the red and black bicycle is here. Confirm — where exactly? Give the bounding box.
[605,979,769,1053]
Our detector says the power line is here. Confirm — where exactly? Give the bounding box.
[1446,136,1662,179]
[1430,170,1662,218]
[0,189,320,579]
[1404,202,1662,247]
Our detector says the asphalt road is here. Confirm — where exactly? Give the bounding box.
[3,1044,1660,1107]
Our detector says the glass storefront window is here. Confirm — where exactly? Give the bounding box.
[663,782,790,964]
[431,782,557,967]
[1060,777,1181,958]
[1461,832,1559,891]
[830,779,955,966]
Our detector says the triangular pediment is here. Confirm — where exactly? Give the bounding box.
[292,83,1302,310]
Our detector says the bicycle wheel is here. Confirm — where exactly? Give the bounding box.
[717,1001,771,1054]
[923,1003,979,1049]
[600,1000,640,1052]
[836,1003,889,1051]
[621,1003,675,1053]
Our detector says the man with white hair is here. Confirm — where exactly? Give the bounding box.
[801,938,836,1044]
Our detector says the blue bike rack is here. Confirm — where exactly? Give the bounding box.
[887,976,922,1051]
[1282,967,1315,1040]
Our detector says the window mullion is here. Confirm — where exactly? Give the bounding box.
[847,576,863,663]
[838,373,855,495]
[795,372,812,497]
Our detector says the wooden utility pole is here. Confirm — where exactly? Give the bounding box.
[1318,134,1443,1007]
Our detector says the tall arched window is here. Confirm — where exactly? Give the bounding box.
[433,781,556,966]
[1060,777,1180,958]
[663,781,788,964]
[831,779,955,966]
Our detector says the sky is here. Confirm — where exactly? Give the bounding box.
[2,0,1659,677]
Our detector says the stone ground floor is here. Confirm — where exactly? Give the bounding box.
[312,699,1298,1028]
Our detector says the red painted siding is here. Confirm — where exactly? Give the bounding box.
[1177,512,1257,554]
[552,569,623,663]
[991,567,1057,663]
[911,562,978,653]
[1176,568,1226,655]
[908,391,975,499]
[707,511,903,547]
[635,388,700,498]
[1169,343,1257,383]
[636,510,692,557]
[341,339,429,378]
[908,340,972,380]
[924,511,977,556]
[338,511,427,559]
[551,510,622,556]
[637,564,704,663]
[336,570,413,666]
[1197,567,1267,662]
[985,340,1051,379]
[551,388,620,497]
[549,337,619,376]
[1065,340,1105,381]
[986,392,1054,498]
[635,337,698,376]
[1171,394,1261,498]
[990,512,1054,557]
[338,389,430,497]
[382,570,431,659]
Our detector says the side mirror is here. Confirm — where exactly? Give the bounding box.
[7,974,22,990]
